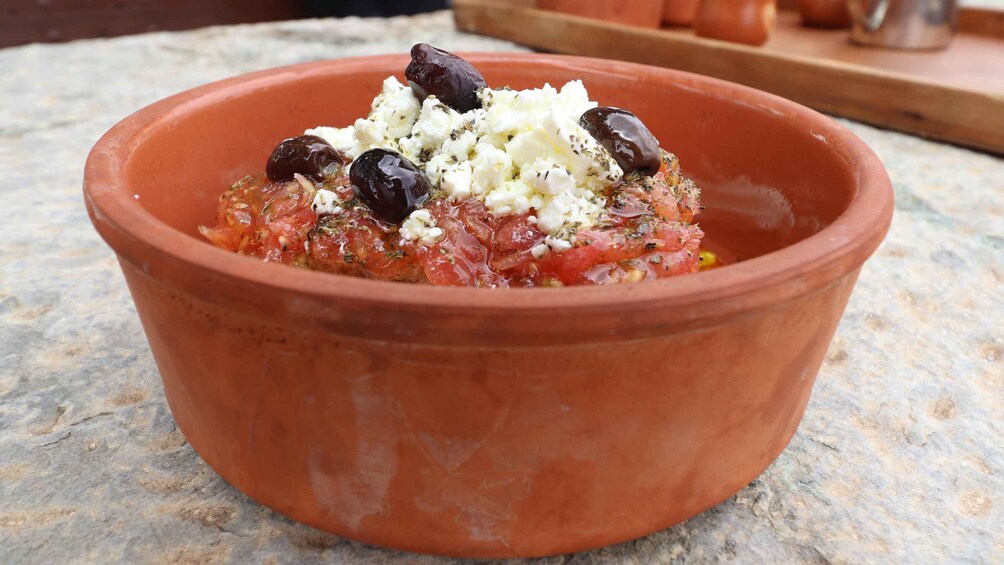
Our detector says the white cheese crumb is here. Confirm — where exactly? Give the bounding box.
[304,125,355,152]
[470,143,514,196]
[545,235,573,252]
[311,188,343,216]
[440,162,474,200]
[531,236,575,259]
[536,188,603,236]
[531,243,549,259]
[369,76,423,139]
[399,209,443,246]
[485,179,539,217]
[406,98,466,159]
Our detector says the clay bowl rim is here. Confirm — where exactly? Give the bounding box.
[83,53,893,329]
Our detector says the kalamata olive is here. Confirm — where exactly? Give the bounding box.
[266,135,342,182]
[350,149,431,224]
[579,107,661,176]
[405,43,487,113]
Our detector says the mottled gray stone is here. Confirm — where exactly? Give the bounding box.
[1,9,1001,565]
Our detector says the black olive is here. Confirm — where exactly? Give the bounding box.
[405,43,487,113]
[350,149,431,224]
[266,135,343,182]
[579,107,661,176]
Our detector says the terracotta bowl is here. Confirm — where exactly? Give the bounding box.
[537,0,665,28]
[797,0,852,28]
[695,0,778,46]
[83,54,892,558]
[663,0,701,26]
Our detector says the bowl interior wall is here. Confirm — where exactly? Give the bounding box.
[123,61,856,263]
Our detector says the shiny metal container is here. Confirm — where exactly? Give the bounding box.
[848,0,958,49]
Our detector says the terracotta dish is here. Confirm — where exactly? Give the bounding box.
[695,0,778,45]
[537,0,664,28]
[797,0,852,28]
[83,54,893,558]
[663,0,701,26]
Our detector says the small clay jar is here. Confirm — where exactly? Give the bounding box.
[695,0,777,46]
[537,0,665,28]
[797,0,852,28]
[663,0,701,26]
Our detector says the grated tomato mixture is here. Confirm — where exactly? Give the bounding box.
[200,152,704,287]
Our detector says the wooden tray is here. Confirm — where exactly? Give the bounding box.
[454,0,1004,154]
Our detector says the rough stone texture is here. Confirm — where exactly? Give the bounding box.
[1,9,1001,565]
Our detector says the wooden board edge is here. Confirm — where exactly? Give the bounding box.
[478,0,1004,38]
[453,0,1004,155]
[959,7,1004,38]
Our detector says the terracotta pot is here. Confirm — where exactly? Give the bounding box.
[797,0,851,28]
[695,0,777,45]
[83,54,893,558]
[537,0,664,28]
[663,0,701,26]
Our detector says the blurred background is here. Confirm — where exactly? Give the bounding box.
[2,0,994,49]
[0,0,451,48]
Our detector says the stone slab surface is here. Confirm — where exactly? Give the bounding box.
[0,10,1001,565]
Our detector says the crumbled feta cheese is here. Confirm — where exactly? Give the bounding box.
[531,243,549,259]
[306,77,623,245]
[470,143,514,195]
[477,80,595,144]
[530,236,575,259]
[311,188,343,216]
[536,190,603,236]
[440,162,474,200]
[522,158,575,195]
[441,129,478,161]
[399,209,444,246]
[485,179,541,217]
[545,235,573,252]
[369,76,422,139]
[417,99,465,147]
[352,118,387,151]
[305,125,355,152]
[308,76,419,159]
